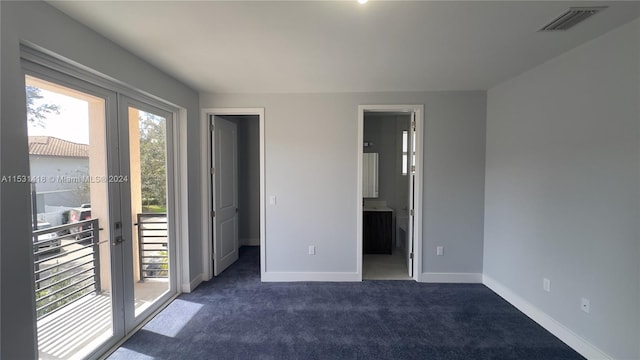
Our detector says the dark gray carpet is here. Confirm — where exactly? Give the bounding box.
[109,247,584,360]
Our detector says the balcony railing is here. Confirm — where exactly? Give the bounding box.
[33,219,102,320]
[136,213,168,280]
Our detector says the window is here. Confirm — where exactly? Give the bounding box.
[23,48,178,360]
[401,130,415,175]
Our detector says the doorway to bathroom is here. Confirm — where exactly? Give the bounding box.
[357,105,423,281]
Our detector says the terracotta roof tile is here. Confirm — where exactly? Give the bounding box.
[28,136,88,158]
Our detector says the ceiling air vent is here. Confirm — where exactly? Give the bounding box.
[539,6,607,31]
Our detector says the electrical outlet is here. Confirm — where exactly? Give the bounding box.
[308,245,316,255]
[543,278,551,292]
[581,298,590,313]
[436,246,444,256]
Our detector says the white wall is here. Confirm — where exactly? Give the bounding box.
[484,19,640,360]
[237,116,261,245]
[0,2,200,358]
[30,156,90,208]
[200,91,486,279]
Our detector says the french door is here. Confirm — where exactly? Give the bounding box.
[24,61,177,359]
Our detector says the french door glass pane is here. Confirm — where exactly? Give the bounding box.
[128,106,170,316]
[26,75,114,360]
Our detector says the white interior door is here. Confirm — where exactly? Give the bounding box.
[212,116,239,276]
[407,112,416,277]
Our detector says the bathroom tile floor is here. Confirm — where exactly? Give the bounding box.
[363,249,412,280]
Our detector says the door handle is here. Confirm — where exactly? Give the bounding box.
[112,235,125,246]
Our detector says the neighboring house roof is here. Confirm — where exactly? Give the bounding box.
[29,136,89,158]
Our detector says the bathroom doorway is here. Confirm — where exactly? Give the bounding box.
[357,105,423,281]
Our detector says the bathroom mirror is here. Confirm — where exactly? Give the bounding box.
[363,152,379,198]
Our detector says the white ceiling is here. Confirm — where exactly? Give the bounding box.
[48,1,640,94]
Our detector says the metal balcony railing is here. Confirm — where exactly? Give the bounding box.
[33,219,102,320]
[136,213,168,280]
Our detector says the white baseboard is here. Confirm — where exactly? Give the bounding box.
[483,275,612,360]
[261,271,361,282]
[241,238,260,246]
[182,273,203,293]
[420,272,482,283]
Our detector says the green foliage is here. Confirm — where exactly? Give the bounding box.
[72,166,91,204]
[142,204,167,213]
[26,86,60,127]
[144,251,168,278]
[159,250,169,273]
[139,112,167,208]
[35,267,93,319]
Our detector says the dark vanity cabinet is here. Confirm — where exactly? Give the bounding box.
[363,210,392,254]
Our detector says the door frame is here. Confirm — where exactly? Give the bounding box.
[21,49,188,358]
[357,105,424,281]
[19,50,190,294]
[200,108,265,281]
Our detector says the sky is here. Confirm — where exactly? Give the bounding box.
[27,87,90,145]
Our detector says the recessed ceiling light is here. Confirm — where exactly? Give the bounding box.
[358,0,368,4]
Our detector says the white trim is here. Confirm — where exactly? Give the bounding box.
[483,275,612,360]
[21,44,182,112]
[241,238,260,246]
[200,109,210,280]
[200,108,266,282]
[262,272,360,282]
[182,274,203,294]
[176,108,191,295]
[357,105,424,282]
[413,107,424,282]
[356,110,364,281]
[420,272,483,283]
